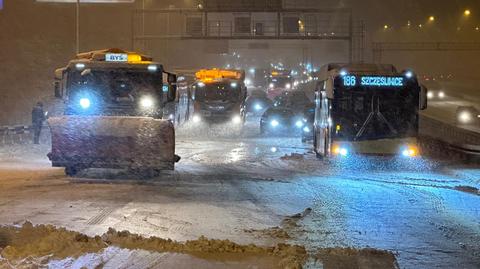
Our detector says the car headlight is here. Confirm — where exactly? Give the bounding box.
[192,115,201,123]
[270,120,279,127]
[303,126,311,133]
[140,96,155,109]
[269,83,274,89]
[458,111,472,124]
[286,83,292,89]
[427,91,434,99]
[295,120,304,128]
[232,115,242,124]
[254,104,263,111]
[438,91,445,99]
[79,98,91,109]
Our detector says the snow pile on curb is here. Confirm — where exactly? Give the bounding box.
[316,248,399,269]
[0,223,307,269]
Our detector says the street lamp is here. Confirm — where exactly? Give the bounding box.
[464,9,471,17]
[428,16,435,22]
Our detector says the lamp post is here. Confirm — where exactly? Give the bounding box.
[76,0,80,54]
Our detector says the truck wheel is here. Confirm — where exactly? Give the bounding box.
[65,166,79,176]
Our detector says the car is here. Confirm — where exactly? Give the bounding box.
[273,90,313,112]
[456,106,480,126]
[245,89,273,116]
[260,107,305,135]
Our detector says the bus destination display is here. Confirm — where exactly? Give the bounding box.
[342,76,404,87]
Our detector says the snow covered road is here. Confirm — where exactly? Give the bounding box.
[0,130,479,268]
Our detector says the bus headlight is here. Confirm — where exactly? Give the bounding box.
[192,115,201,123]
[140,96,154,109]
[427,91,434,99]
[79,98,91,109]
[254,104,263,111]
[401,145,419,158]
[333,145,349,157]
[270,120,279,127]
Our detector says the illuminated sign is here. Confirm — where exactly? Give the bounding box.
[342,76,404,87]
[105,53,128,62]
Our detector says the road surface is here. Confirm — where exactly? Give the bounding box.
[0,120,479,269]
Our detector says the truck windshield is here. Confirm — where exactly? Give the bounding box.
[195,83,240,102]
[67,69,162,101]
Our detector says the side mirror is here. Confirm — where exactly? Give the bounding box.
[54,80,62,98]
[168,73,177,84]
[420,84,428,110]
[167,85,177,102]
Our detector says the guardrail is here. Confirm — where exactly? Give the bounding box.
[420,115,480,158]
[0,125,34,145]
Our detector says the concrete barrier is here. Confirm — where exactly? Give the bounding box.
[420,115,480,157]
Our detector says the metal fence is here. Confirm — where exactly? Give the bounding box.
[0,125,33,145]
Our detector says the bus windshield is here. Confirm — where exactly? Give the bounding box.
[195,83,240,102]
[333,83,419,141]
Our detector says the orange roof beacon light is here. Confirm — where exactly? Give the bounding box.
[195,69,245,83]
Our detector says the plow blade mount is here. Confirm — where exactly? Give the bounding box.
[48,116,176,171]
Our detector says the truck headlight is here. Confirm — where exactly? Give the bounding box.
[79,98,91,109]
[140,96,154,109]
[232,115,242,124]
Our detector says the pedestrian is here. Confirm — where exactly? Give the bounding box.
[32,102,46,144]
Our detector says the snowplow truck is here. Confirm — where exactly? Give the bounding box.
[48,49,178,176]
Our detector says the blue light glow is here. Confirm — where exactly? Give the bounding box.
[254,104,263,111]
[79,98,91,109]
[295,120,304,128]
[303,126,311,133]
[271,120,279,127]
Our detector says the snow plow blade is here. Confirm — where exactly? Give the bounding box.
[47,116,176,172]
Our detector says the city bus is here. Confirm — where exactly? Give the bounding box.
[190,69,247,125]
[313,63,428,158]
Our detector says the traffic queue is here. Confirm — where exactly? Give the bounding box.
[171,67,314,140]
